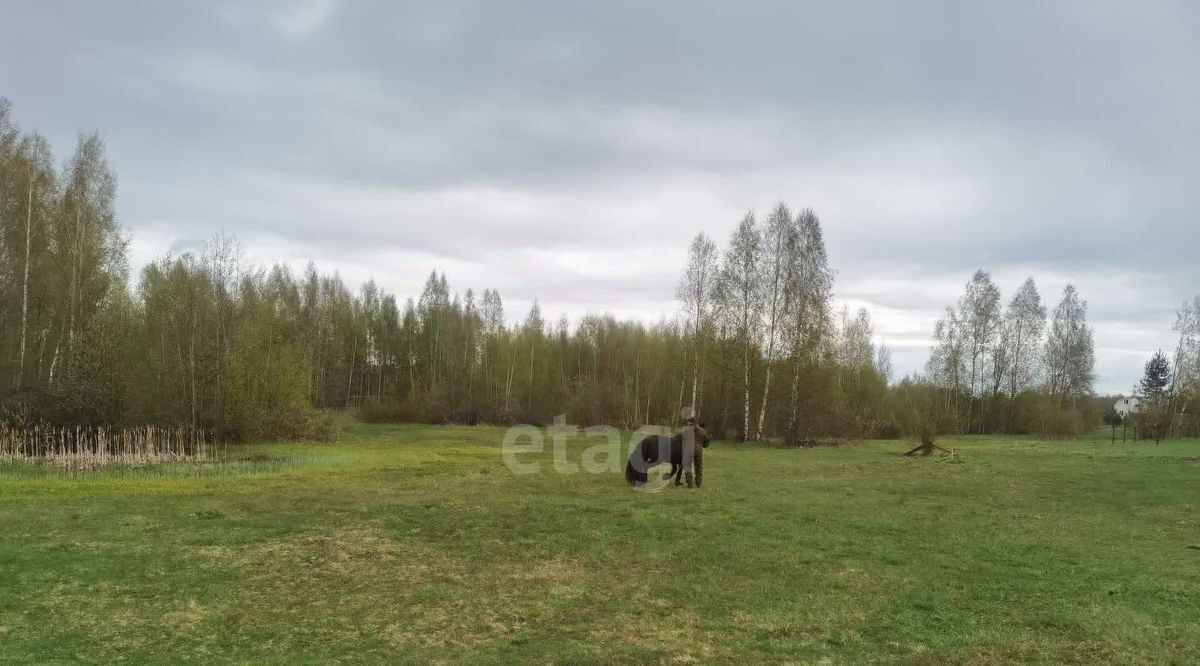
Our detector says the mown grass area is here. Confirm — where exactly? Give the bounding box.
[1,424,1198,664]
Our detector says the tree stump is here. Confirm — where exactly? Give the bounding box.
[904,436,950,456]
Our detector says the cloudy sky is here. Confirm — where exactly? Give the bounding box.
[2,1,1198,392]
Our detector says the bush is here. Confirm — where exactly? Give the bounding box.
[225,306,322,441]
[875,421,902,440]
[233,405,338,442]
[1135,402,1170,443]
[1024,401,1090,439]
[358,398,426,424]
[563,378,631,427]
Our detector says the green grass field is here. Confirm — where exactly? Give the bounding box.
[1,424,1198,664]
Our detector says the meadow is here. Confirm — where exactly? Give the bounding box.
[1,424,1198,664]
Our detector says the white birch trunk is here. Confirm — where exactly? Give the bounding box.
[16,177,33,388]
[742,343,752,441]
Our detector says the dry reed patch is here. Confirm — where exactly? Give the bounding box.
[0,425,215,469]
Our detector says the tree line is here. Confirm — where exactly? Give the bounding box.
[920,270,1103,436]
[0,98,897,441]
[5,97,1193,443]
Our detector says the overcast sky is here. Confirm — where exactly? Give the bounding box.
[2,1,1198,393]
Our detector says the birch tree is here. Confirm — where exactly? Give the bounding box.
[677,232,717,416]
[1043,284,1095,404]
[926,306,965,419]
[783,208,834,439]
[958,271,1002,395]
[875,343,894,385]
[417,271,450,391]
[956,270,1001,431]
[523,299,544,413]
[52,132,124,386]
[480,288,504,406]
[0,100,19,384]
[838,308,875,371]
[754,203,794,439]
[1169,296,1200,434]
[717,212,762,440]
[8,133,54,389]
[1002,277,1046,398]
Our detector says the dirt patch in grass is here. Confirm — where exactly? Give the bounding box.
[162,599,209,630]
[591,606,729,663]
[191,525,599,650]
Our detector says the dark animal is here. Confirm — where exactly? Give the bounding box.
[625,423,711,486]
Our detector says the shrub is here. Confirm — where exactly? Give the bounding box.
[358,398,425,424]
[225,307,323,442]
[1025,401,1090,439]
[875,421,902,440]
[233,405,338,442]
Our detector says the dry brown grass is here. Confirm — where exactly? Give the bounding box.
[0,425,214,468]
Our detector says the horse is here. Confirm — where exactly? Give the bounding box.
[625,423,711,486]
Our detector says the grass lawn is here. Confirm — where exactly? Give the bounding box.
[1,424,1198,664]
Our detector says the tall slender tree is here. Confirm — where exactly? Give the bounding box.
[717,212,762,440]
[9,133,54,389]
[754,203,793,439]
[52,132,125,387]
[783,208,834,440]
[677,232,718,416]
[1002,277,1046,398]
[926,306,964,422]
[1044,284,1095,405]
[957,270,1001,431]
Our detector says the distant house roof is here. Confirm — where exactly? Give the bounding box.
[1114,397,1140,416]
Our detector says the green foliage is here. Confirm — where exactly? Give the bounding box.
[1140,350,1172,402]
[1102,406,1123,428]
[1026,398,1094,439]
[1136,402,1170,444]
[1137,350,1174,443]
[886,378,952,443]
[226,305,323,441]
[357,397,428,424]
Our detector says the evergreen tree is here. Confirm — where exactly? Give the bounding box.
[1137,350,1172,443]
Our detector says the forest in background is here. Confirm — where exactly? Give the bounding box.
[2,98,1198,442]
